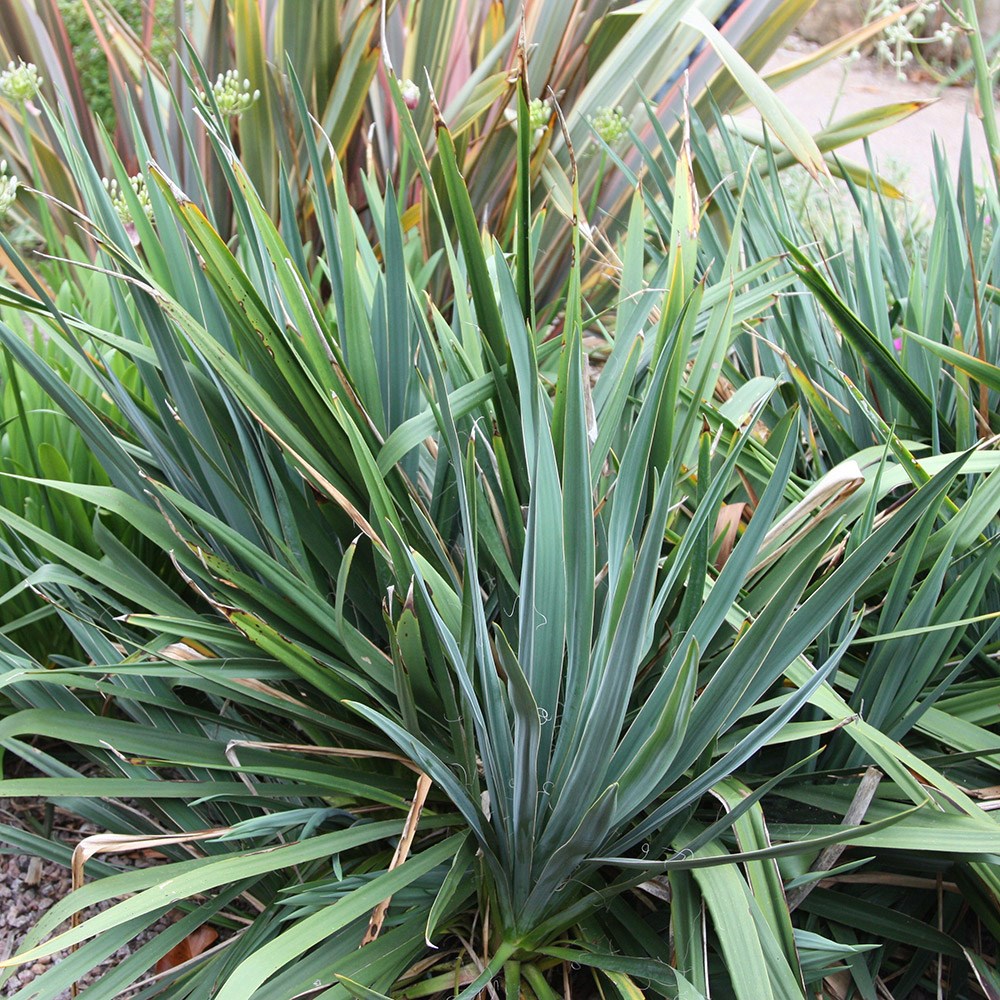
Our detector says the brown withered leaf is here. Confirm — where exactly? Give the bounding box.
[155,925,219,973]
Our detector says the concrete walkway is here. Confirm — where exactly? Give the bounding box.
[738,44,999,202]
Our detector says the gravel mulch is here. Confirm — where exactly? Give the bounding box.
[0,801,172,999]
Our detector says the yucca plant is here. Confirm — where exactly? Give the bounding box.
[1,62,1000,1000]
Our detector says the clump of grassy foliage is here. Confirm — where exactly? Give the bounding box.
[0,10,997,1000]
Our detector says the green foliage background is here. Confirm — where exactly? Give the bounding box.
[57,0,176,129]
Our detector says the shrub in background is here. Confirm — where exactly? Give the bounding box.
[0,0,913,300]
[56,0,178,131]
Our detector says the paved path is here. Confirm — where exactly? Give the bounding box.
[738,44,999,202]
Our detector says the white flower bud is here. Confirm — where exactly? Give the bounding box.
[400,79,420,109]
[0,159,19,216]
[102,172,154,226]
[0,60,43,103]
[200,69,260,118]
[590,106,630,145]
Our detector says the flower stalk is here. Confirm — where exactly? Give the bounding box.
[957,0,1000,192]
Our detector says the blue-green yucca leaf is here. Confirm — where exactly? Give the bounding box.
[518,782,619,932]
[683,755,824,893]
[892,617,1000,741]
[149,487,352,644]
[334,974,394,1000]
[5,913,170,1000]
[670,434,716,649]
[493,244,540,457]
[330,154,384,430]
[514,73,533,322]
[522,789,919,964]
[687,835,804,1000]
[326,395,415,576]
[964,946,1000,999]
[115,285,383,564]
[644,391,778,636]
[372,554,481,749]
[768,446,977,658]
[256,910,436,1000]
[517,407,566,749]
[541,474,676,857]
[607,638,698,822]
[794,930,878,986]
[215,806,355,843]
[739,479,989,754]
[377,182,423,439]
[670,869,710,994]
[5,35,999,995]
[458,438,516,841]
[7,884,249,1000]
[606,188,655,364]
[215,151,362,405]
[285,63,345,308]
[493,628,541,908]
[432,118,525,489]
[227,610,379,708]
[145,164,351,432]
[424,833,475,947]
[599,318,677,638]
[0,310,147,502]
[851,518,996,741]
[536,946,706,1000]
[590,337,645,491]
[907,328,1000,396]
[613,414,799,805]
[783,240,944,444]
[801,889,963,959]
[444,941,520,1000]
[559,271,597,755]
[713,527,837,731]
[0,709,413,805]
[0,777,331,801]
[617,614,858,855]
[384,602,426,739]
[599,798,924,873]
[673,178,749,475]
[0,490,187,620]
[344,702,510,909]
[403,301,517,819]
[75,145,252,529]
[0,819,413,969]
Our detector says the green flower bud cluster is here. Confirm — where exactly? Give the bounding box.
[0,160,19,217]
[528,98,552,134]
[0,60,43,103]
[203,70,260,118]
[590,106,629,145]
[102,173,154,226]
